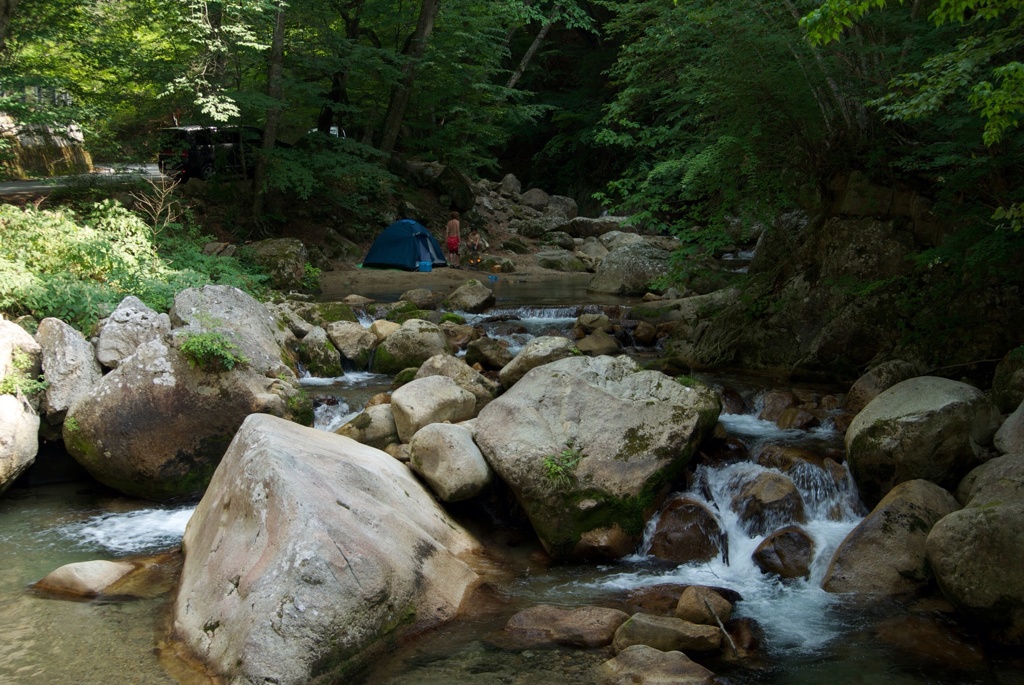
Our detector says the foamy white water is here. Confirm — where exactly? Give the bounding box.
[57,507,195,555]
[583,412,861,656]
[315,401,358,432]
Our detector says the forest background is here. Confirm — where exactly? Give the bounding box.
[0,0,1022,360]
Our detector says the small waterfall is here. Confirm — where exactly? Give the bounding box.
[587,412,862,656]
[314,397,357,432]
[354,308,376,327]
[463,305,591,344]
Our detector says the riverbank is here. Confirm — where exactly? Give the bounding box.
[319,261,612,306]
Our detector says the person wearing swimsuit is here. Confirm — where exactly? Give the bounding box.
[445,211,461,268]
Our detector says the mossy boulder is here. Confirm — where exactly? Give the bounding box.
[248,238,309,291]
[443,280,495,313]
[296,326,343,378]
[370,319,449,375]
[822,479,959,595]
[993,350,1024,414]
[927,453,1024,644]
[475,355,720,560]
[845,376,1002,508]
[536,249,588,273]
[63,336,310,500]
[291,301,359,327]
[588,242,671,296]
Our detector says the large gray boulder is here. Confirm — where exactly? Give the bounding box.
[1,318,41,382]
[567,216,631,239]
[295,326,342,378]
[588,242,671,296]
[498,336,579,388]
[35,317,103,423]
[536,249,588,273]
[370,319,449,374]
[822,479,959,595]
[579,237,610,262]
[521,187,550,211]
[326,321,375,369]
[336,404,399,451]
[172,414,481,684]
[995,401,1024,455]
[547,195,579,221]
[435,165,476,211]
[170,285,295,379]
[498,173,521,196]
[247,238,309,291]
[0,394,39,494]
[510,215,567,239]
[64,336,309,500]
[442,280,495,313]
[475,356,720,559]
[409,423,492,501]
[542,230,576,251]
[0,319,42,493]
[992,351,1024,413]
[845,376,1001,507]
[95,296,172,369]
[844,360,923,414]
[390,376,476,443]
[398,288,436,310]
[414,354,499,411]
[927,453,1024,644]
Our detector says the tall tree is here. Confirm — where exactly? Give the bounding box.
[251,0,286,218]
[378,0,441,152]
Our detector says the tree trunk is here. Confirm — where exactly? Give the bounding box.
[378,0,441,153]
[317,1,363,133]
[252,1,286,220]
[506,4,558,89]
[0,0,18,52]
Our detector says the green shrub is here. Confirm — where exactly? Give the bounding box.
[0,202,267,331]
[301,263,321,291]
[0,350,48,397]
[179,332,249,372]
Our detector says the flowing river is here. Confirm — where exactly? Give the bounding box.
[1,304,1022,684]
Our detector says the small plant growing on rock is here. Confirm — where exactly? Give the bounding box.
[543,442,584,491]
[63,416,80,432]
[179,332,249,372]
[0,350,48,397]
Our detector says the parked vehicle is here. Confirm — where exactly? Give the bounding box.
[157,125,264,182]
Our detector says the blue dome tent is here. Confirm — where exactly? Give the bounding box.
[361,219,448,270]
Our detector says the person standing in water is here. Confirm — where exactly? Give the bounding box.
[445,211,461,268]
